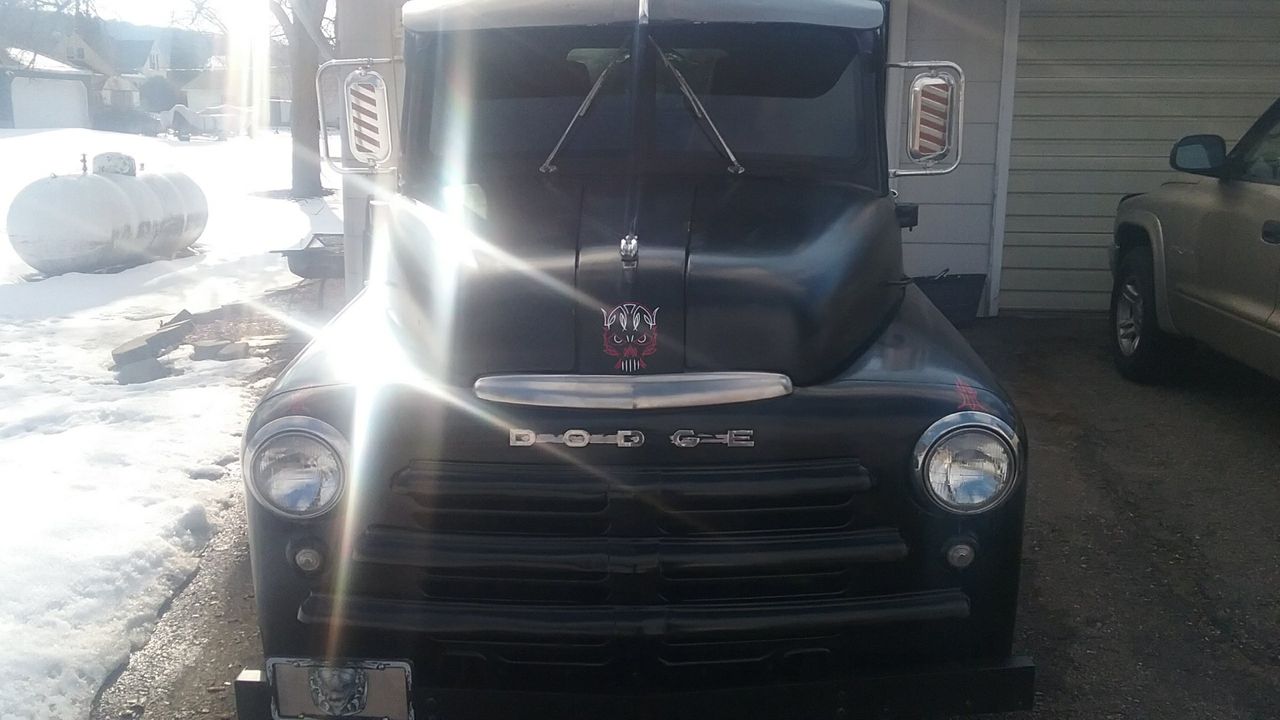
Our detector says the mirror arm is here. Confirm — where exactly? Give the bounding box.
[888,60,965,178]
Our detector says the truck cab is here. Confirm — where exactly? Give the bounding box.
[235,2,1035,718]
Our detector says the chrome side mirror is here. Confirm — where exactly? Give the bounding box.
[890,61,965,177]
[907,74,957,163]
[317,58,396,174]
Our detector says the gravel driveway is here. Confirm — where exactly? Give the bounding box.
[968,316,1280,719]
[95,315,1280,720]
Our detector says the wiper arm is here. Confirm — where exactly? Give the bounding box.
[540,50,629,174]
[651,40,745,175]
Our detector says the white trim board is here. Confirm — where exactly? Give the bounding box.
[986,0,1022,315]
[884,0,910,191]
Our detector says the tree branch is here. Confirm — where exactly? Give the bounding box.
[186,0,225,33]
[291,0,333,61]
[267,0,297,47]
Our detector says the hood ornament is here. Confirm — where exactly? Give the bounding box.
[620,233,639,269]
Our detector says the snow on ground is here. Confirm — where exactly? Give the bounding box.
[0,129,340,720]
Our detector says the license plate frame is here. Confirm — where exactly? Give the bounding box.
[266,657,414,720]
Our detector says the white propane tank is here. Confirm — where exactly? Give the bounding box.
[4,153,209,275]
[137,173,188,257]
[163,171,209,248]
[99,172,164,263]
[5,173,134,275]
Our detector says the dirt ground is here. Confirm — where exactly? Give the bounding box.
[93,315,1280,720]
[967,317,1280,720]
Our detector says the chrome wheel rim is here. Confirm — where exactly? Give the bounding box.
[1116,277,1143,356]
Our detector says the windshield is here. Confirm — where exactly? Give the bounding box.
[650,24,867,163]
[404,23,876,180]
[421,27,634,165]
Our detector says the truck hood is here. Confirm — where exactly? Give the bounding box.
[295,176,903,389]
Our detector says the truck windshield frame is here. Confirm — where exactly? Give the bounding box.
[400,23,883,189]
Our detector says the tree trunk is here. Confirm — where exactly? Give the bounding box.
[289,0,326,198]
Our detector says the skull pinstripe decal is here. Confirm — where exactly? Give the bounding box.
[602,303,659,373]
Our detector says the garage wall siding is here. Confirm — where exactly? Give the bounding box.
[1000,0,1280,312]
[895,0,1010,282]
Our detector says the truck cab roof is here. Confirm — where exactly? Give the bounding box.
[403,0,886,33]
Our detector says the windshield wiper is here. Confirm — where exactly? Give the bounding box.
[540,49,630,174]
[651,40,745,175]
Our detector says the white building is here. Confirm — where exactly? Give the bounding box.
[1,48,93,128]
[892,0,1280,314]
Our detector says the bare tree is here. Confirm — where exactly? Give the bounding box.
[3,0,97,13]
[184,0,225,34]
[269,0,333,199]
[0,0,100,59]
[186,0,332,199]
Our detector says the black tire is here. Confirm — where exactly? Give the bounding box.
[1110,248,1182,382]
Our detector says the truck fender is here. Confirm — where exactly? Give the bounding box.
[1113,206,1180,335]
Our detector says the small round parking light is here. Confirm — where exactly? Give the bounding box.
[946,543,976,569]
[294,546,324,573]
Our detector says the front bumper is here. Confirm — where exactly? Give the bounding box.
[235,656,1035,720]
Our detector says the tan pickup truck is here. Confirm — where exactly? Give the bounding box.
[1111,99,1280,382]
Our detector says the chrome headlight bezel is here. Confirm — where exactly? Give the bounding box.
[244,416,349,520]
[912,411,1022,515]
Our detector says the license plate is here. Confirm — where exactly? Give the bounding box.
[267,658,413,720]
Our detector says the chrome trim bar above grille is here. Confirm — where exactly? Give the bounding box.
[473,372,794,410]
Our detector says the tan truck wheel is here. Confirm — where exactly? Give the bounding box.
[1110,249,1184,382]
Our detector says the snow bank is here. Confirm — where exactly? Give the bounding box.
[0,129,340,720]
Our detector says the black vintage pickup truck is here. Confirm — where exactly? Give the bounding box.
[234,1,1034,718]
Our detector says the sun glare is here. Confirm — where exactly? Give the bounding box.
[221,0,272,133]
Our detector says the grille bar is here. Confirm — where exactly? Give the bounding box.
[299,590,971,642]
[356,528,907,574]
[356,528,609,575]
[388,459,876,538]
[355,526,909,606]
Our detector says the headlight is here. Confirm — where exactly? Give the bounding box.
[913,412,1020,514]
[245,417,348,519]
